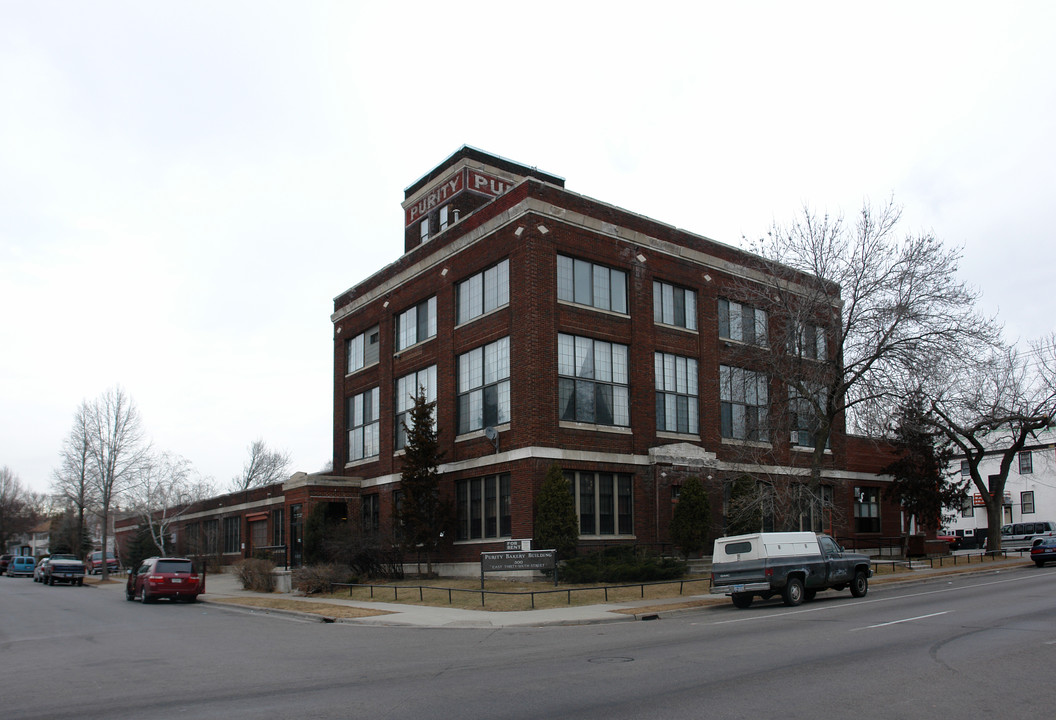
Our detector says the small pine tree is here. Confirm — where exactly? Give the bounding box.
[534,464,579,559]
[125,524,163,571]
[670,476,711,558]
[883,392,962,533]
[398,386,450,575]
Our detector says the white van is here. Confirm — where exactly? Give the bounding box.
[1000,521,1056,550]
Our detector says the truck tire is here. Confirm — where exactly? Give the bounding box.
[850,570,869,598]
[782,577,805,606]
[731,593,753,609]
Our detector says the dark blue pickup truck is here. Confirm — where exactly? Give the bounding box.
[710,532,872,608]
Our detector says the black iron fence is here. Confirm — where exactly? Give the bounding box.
[331,576,712,609]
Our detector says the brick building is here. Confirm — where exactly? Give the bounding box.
[116,146,903,572]
[330,146,901,570]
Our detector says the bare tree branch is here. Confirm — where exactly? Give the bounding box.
[231,439,291,491]
[743,197,1000,486]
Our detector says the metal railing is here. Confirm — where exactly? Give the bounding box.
[331,576,712,609]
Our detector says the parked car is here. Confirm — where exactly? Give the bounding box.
[1030,537,1056,567]
[34,557,50,582]
[86,550,120,575]
[7,556,36,577]
[936,533,960,551]
[0,554,12,575]
[44,554,86,586]
[126,557,203,603]
[710,532,872,608]
[999,521,1056,550]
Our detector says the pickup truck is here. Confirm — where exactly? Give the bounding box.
[44,554,86,586]
[710,532,872,608]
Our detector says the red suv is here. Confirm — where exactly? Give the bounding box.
[125,557,203,603]
[86,550,120,575]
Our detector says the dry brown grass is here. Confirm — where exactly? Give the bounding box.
[320,576,713,612]
[210,596,393,619]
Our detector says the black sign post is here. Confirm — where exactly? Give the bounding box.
[480,549,558,588]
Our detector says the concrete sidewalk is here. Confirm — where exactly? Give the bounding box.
[160,554,1034,629]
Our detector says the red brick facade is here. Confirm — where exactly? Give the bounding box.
[117,147,904,571]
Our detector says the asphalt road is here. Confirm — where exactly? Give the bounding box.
[3,565,1055,719]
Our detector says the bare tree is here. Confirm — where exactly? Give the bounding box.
[926,339,1056,551]
[84,386,151,580]
[745,198,999,494]
[231,439,291,491]
[1,466,38,550]
[128,452,212,556]
[51,400,97,557]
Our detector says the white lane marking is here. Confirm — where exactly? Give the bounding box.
[851,611,950,631]
[710,571,1053,626]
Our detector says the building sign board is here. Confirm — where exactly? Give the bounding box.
[480,550,556,573]
[404,168,516,226]
[973,492,1013,507]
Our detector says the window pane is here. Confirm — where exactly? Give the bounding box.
[593,265,610,310]
[557,255,573,302]
[610,269,627,313]
[573,259,592,305]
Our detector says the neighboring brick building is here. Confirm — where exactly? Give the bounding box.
[116,147,904,571]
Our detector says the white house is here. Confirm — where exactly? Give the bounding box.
[944,427,1056,547]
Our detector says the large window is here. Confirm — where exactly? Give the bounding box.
[202,519,219,555]
[655,352,698,434]
[1022,491,1035,515]
[347,387,380,462]
[789,385,826,448]
[271,508,285,547]
[346,325,380,374]
[654,281,697,330]
[854,487,880,533]
[456,474,511,540]
[395,297,437,352]
[718,299,768,346]
[395,365,437,450]
[1019,451,1033,474]
[223,517,240,554]
[719,366,769,441]
[457,337,510,434]
[457,260,509,324]
[558,334,629,426]
[791,322,827,360]
[565,471,633,536]
[362,494,380,534]
[557,255,628,313]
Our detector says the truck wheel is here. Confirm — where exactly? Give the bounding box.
[850,570,869,598]
[782,577,805,606]
[731,593,753,609]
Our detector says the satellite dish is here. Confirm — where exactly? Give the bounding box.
[484,426,500,453]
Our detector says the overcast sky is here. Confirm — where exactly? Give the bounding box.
[3,2,1054,496]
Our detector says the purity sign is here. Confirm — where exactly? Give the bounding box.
[404,168,516,226]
